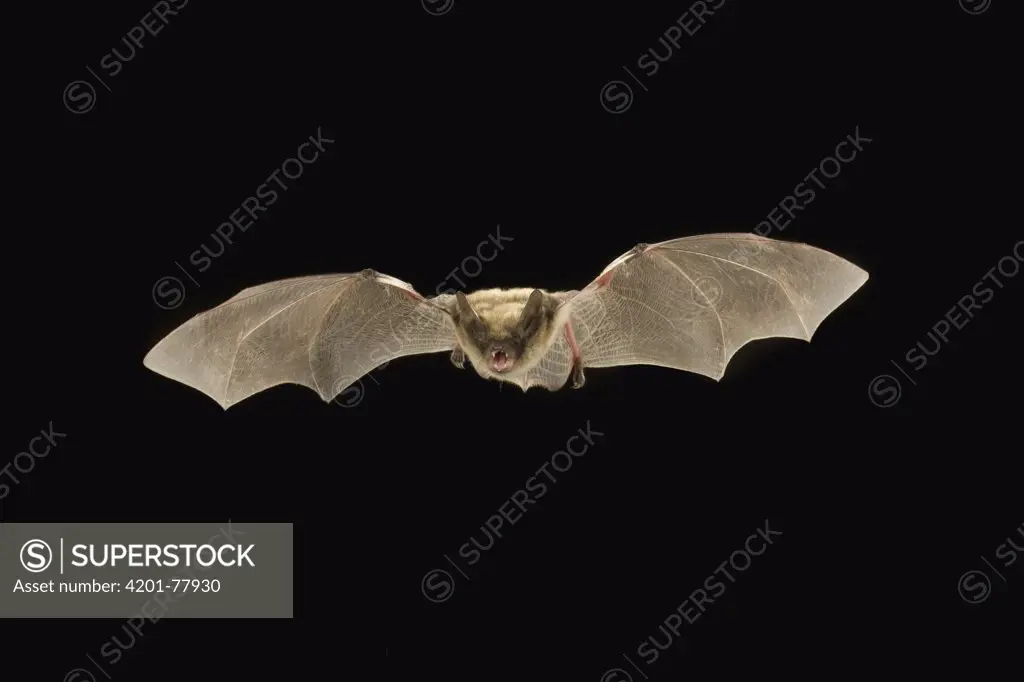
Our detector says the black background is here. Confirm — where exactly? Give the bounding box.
[9,0,1020,679]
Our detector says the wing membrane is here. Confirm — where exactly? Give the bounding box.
[143,273,455,408]
[565,234,868,380]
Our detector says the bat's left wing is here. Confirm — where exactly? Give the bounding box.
[559,234,869,382]
[143,272,456,408]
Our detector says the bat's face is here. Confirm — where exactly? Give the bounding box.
[453,289,557,378]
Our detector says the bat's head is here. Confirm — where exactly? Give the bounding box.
[452,289,556,377]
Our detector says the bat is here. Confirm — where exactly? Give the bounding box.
[143,233,868,408]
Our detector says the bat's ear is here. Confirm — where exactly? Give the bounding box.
[455,291,480,322]
[519,289,545,324]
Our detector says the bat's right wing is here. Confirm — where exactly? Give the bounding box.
[143,271,456,408]
[562,234,868,381]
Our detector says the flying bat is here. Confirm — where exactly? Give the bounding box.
[143,233,868,408]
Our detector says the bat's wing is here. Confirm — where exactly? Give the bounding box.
[143,271,456,408]
[562,234,869,381]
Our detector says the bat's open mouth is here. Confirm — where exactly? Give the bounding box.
[491,349,509,372]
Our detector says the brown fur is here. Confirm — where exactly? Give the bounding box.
[450,288,562,383]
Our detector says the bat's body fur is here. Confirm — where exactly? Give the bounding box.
[448,287,582,388]
[142,234,869,409]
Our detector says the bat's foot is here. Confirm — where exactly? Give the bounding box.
[570,359,586,389]
[450,348,465,369]
[631,243,649,256]
[360,268,378,279]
